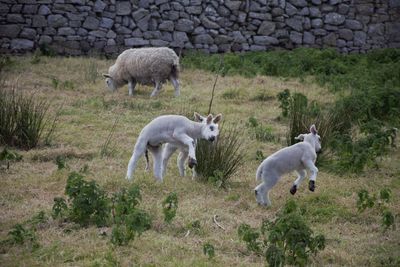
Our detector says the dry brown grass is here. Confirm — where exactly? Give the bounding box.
[0,55,399,267]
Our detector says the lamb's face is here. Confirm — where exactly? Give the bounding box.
[297,124,322,153]
[195,113,223,142]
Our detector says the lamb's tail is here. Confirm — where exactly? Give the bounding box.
[256,164,263,181]
[171,63,179,80]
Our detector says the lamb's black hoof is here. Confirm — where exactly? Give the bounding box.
[309,180,315,192]
[290,185,297,195]
[188,158,197,169]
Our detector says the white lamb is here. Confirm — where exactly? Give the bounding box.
[255,125,322,206]
[126,113,222,182]
[102,47,180,97]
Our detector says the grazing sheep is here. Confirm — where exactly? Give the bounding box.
[255,125,322,206]
[126,113,222,182]
[102,47,180,97]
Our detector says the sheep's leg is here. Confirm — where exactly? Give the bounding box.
[255,173,279,206]
[177,150,188,177]
[150,81,162,97]
[173,133,196,168]
[128,80,136,96]
[126,139,147,181]
[161,143,178,176]
[290,169,307,195]
[304,160,318,192]
[170,77,180,97]
[148,145,164,182]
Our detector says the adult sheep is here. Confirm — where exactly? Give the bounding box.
[102,47,180,97]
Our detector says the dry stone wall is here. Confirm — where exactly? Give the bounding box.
[0,0,399,55]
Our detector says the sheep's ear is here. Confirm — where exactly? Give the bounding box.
[102,73,111,78]
[295,134,305,141]
[194,112,204,122]
[213,113,222,124]
[206,114,213,124]
[310,124,318,135]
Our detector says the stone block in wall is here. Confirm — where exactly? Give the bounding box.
[132,9,150,22]
[257,21,276,35]
[324,13,345,25]
[314,28,327,36]
[214,34,232,45]
[344,19,363,30]
[323,32,337,46]
[137,15,150,31]
[115,26,132,35]
[124,37,149,46]
[286,17,303,31]
[386,22,400,42]
[22,5,38,14]
[11,39,34,50]
[83,17,100,30]
[32,15,47,27]
[186,5,202,15]
[338,4,349,15]
[285,3,298,16]
[106,30,116,39]
[116,1,131,15]
[289,0,307,8]
[158,21,174,31]
[289,31,302,44]
[193,34,214,44]
[354,31,366,46]
[254,35,279,45]
[368,23,384,36]
[249,12,271,20]
[231,31,247,43]
[48,15,68,28]
[0,24,22,38]
[7,14,25,23]
[250,45,266,51]
[303,31,315,44]
[0,3,9,14]
[272,7,284,16]
[94,0,107,12]
[337,38,346,47]
[356,4,374,15]
[143,31,162,39]
[89,30,107,38]
[338,28,353,40]
[218,5,230,17]
[175,18,194,32]
[389,0,400,8]
[100,17,114,29]
[200,15,220,29]
[53,4,77,14]
[20,28,37,40]
[38,35,52,45]
[225,1,242,11]
[150,39,169,47]
[311,0,321,4]
[58,27,75,36]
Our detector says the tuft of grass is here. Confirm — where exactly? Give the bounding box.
[0,88,55,149]
[100,117,119,158]
[195,126,245,188]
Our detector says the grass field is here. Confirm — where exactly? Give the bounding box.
[0,53,399,266]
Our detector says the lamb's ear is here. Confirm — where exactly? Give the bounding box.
[295,134,305,141]
[206,114,213,124]
[194,112,204,122]
[102,73,111,78]
[213,113,222,124]
[310,124,318,135]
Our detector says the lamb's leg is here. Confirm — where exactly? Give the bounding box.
[304,160,319,192]
[150,81,162,97]
[173,133,196,168]
[161,143,178,176]
[170,77,180,97]
[255,173,279,206]
[177,150,188,177]
[290,169,307,195]
[148,145,164,182]
[126,139,147,181]
[128,80,136,96]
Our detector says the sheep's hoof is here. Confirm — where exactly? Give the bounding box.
[290,185,297,195]
[309,180,315,192]
[254,190,258,196]
[188,158,197,169]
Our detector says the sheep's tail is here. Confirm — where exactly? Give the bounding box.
[171,63,179,80]
[256,164,263,181]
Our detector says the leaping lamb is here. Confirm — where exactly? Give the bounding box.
[102,47,180,97]
[255,125,322,206]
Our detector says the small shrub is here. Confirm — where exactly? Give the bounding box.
[7,224,38,248]
[162,192,178,224]
[52,197,68,219]
[277,89,291,117]
[0,147,22,169]
[238,200,326,267]
[55,155,66,170]
[357,188,396,230]
[63,172,111,227]
[195,126,245,188]
[255,150,264,161]
[203,243,215,259]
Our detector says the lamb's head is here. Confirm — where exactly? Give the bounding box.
[295,124,322,153]
[194,112,222,142]
[102,74,117,91]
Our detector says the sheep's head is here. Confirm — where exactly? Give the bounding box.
[194,112,222,142]
[295,124,322,153]
[102,74,117,91]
